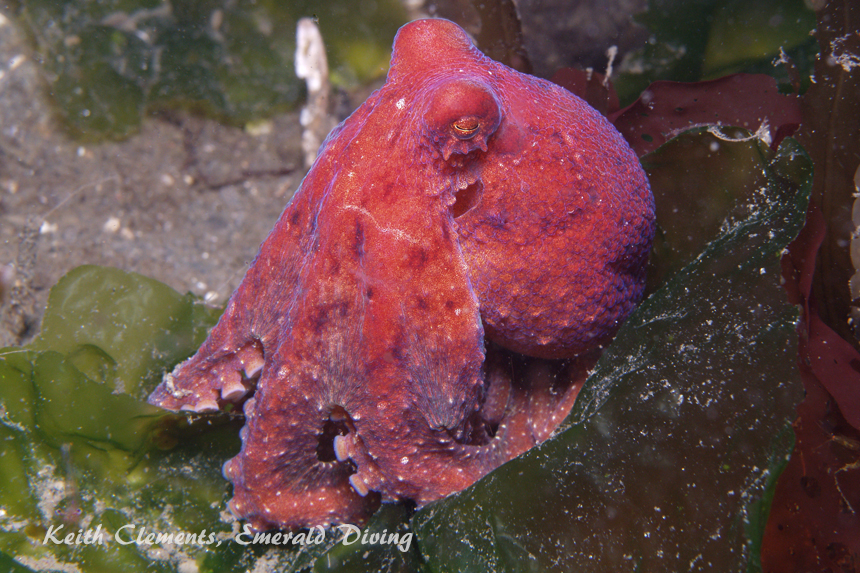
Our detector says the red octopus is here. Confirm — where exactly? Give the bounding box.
[149,18,655,531]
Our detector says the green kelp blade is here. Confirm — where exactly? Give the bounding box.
[30,265,221,399]
[29,350,163,452]
[411,134,811,572]
[0,266,233,572]
[0,346,245,572]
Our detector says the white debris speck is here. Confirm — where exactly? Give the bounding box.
[33,464,65,521]
[103,216,121,233]
[39,221,58,234]
[829,34,860,72]
[178,561,199,573]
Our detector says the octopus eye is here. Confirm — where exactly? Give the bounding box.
[452,117,480,139]
[425,79,502,160]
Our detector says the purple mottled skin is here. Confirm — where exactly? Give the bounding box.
[149,18,655,530]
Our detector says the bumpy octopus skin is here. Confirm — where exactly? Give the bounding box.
[149,18,655,530]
